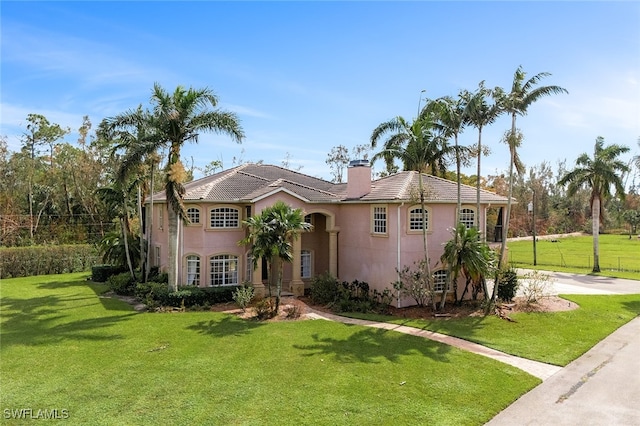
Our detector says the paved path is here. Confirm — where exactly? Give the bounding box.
[308,271,640,425]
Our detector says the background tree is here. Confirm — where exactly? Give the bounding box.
[326,145,350,183]
[105,84,244,291]
[558,137,629,272]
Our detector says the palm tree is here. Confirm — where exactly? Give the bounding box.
[558,137,629,272]
[424,94,471,224]
[440,223,494,308]
[105,84,244,291]
[494,66,568,269]
[241,201,312,314]
[464,81,501,230]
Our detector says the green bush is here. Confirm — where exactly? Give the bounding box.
[106,272,136,296]
[137,283,239,309]
[232,285,255,312]
[0,244,99,279]
[497,267,519,302]
[309,273,340,305]
[91,264,123,282]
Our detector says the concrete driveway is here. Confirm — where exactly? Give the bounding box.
[487,272,640,425]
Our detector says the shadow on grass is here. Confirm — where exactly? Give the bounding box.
[293,325,454,364]
[186,314,265,338]
[1,294,134,348]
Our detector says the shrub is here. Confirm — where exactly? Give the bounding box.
[309,273,340,305]
[520,271,552,304]
[254,298,276,320]
[106,272,136,296]
[92,264,123,282]
[138,283,239,309]
[496,267,519,302]
[0,244,99,279]
[232,285,255,312]
[283,301,304,319]
[395,260,433,307]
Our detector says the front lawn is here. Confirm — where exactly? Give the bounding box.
[1,274,538,425]
[353,293,640,366]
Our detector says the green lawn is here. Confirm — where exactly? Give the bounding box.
[1,273,538,425]
[354,293,640,366]
[507,234,640,279]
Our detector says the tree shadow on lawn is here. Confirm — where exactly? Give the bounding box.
[186,314,266,338]
[293,325,454,364]
[1,294,134,348]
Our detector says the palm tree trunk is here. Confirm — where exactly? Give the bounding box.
[592,196,601,272]
[121,217,135,279]
[475,127,483,230]
[137,184,144,278]
[168,207,179,291]
[145,162,155,282]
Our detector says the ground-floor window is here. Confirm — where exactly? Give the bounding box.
[186,255,200,286]
[210,254,238,286]
[301,250,312,278]
[433,270,449,293]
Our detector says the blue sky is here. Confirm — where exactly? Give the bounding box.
[2,1,639,181]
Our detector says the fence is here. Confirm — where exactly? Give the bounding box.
[508,252,640,273]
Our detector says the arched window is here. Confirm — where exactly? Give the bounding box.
[433,270,449,293]
[210,255,238,286]
[408,206,430,231]
[186,255,200,286]
[460,208,475,229]
[210,207,240,228]
[187,207,200,224]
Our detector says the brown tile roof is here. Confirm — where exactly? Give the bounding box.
[152,164,510,205]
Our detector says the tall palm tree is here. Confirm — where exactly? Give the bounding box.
[241,201,312,314]
[558,137,629,272]
[464,81,501,230]
[494,66,568,272]
[105,84,244,291]
[425,93,471,224]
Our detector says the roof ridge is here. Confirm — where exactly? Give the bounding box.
[269,177,339,197]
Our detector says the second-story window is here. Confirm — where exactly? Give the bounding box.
[210,207,239,228]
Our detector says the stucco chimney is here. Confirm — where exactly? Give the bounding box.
[346,160,371,199]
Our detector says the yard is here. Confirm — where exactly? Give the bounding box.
[2,273,640,424]
[1,273,537,425]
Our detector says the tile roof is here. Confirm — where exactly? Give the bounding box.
[152,163,510,205]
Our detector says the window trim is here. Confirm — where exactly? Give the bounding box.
[209,206,241,230]
[186,206,201,225]
[459,206,476,229]
[371,204,388,236]
[407,205,432,234]
[433,270,451,293]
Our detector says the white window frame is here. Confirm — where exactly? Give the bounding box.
[245,252,253,283]
[301,250,312,279]
[187,207,201,225]
[185,254,200,286]
[210,207,240,229]
[154,246,161,267]
[371,205,388,235]
[209,254,239,286]
[408,205,431,233]
[433,270,450,293]
[459,207,476,229]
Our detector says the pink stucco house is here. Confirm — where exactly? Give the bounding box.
[149,161,510,306]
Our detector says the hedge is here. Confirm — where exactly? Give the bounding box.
[0,244,100,279]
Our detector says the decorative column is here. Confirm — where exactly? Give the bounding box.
[289,235,304,296]
[328,229,339,277]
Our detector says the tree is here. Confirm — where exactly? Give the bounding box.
[464,82,500,229]
[105,84,244,291]
[558,137,629,272]
[326,145,350,183]
[440,224,494,307]
[241,201,312,315]
[494,66,568,269]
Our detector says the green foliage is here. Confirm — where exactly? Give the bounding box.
[91,264,124,282]
[253,298,276,320]
[106,272,136,296]
[309,272,340,305]
[395,260,433,308]
[0,244,99,279]
[136,283,239,309]
[232,285,255,312]
[496,267,519,302]
[97,230,140,269]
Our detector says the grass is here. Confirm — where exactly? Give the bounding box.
[1,273,539,425]
[353,293,640,366]
[507,234,640,279]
